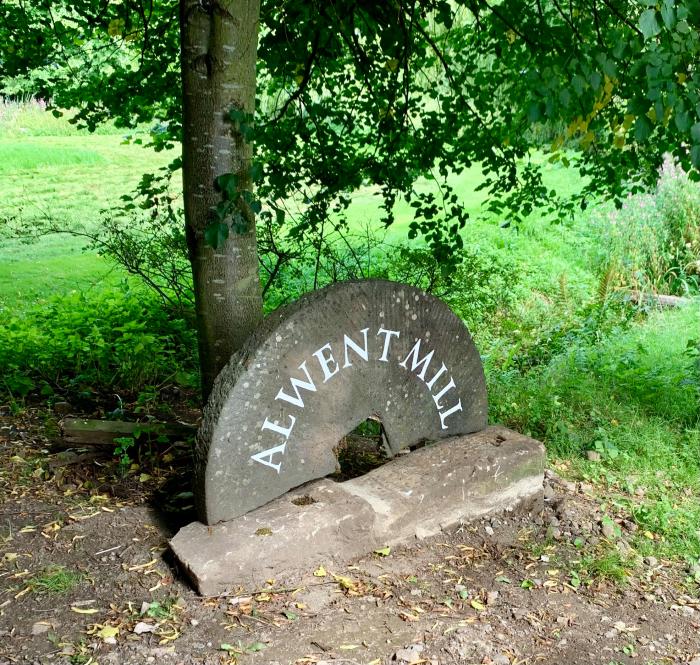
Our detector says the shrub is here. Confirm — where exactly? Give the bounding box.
[592,155,700,296]
[0,284,197,401]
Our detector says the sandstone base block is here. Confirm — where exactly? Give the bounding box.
[171,426,544,596]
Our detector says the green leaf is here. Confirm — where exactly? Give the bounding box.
[250,162,263,182]
[690,123,700,143]
[660,1,675,29]
[634,115,653,142]
[215,173,238,199]
[204,222,229,249]
[245,642,267,653]
[374,546,391,557]
[691,145,700,169]
[283,610,298,621]
[639,9,661,40]
[520,578,534,589]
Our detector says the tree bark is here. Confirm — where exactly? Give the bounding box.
[180,0,263,402]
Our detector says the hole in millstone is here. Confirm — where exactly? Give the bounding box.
[291,494,317,506]
[329,417,392,482]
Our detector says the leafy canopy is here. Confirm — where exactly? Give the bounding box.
[2,0,699,265]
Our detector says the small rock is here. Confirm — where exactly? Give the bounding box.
[393,643,424,663]
[53,401,72,416]
[680,605,696,617]
[601,522,616,539]
[540,555,550,563]
[31,622,51,636]
[492,655,510,665]
[485,525,495,536]
[543,484,556,501]
[644,556,658,567]
[622,520,638,533]
[548,517,560,528]
[133,622,157,635]
[604,629,617,639]
[561,480,577,493]
[585,451,601,462]
[486,591,499,605]
[546,526,562,540]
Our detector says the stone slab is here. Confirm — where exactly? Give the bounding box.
[172,426,544,596]
[197,279,488,524]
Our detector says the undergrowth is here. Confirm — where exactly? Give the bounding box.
[0,284,198,404]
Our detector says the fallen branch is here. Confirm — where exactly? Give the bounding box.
[60,418,197,447]
[628,291,692,308]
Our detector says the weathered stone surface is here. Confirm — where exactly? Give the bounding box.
[173,426,544,596]
[196,279,488,524]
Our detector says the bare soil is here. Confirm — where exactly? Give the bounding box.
[1,407,699,665]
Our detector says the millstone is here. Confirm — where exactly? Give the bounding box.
[196,279,488,524]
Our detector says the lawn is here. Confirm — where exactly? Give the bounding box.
[0,134,175,308]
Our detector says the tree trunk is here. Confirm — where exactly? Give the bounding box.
[180,0,263,402]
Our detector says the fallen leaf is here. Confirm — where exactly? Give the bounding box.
[470,599,485,611]
[313,565,327,577]
[71,607,99,615]
[246,642,266,653]
[97,625,119,640]
[374,546,391,557]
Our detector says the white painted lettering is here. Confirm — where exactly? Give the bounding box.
[399,339,435,381]
[425,362,447,390]
[261,414,297,439]
[312,343,339,382]
[342,328,370,368]
[438,399,463,429]
[275,361,317,408]
[377,328,400,362]
[432,377,456,409]
[251,442,287,473]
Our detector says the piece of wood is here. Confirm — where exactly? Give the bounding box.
[629,291,692,308]
[61,418,197,447]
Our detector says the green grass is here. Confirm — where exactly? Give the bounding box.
[0,134,175,309]
[28,566,84,594]
[0,96,137,137]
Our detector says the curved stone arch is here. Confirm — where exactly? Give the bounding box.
[196,279,488,524]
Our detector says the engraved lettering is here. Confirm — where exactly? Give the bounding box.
[250,442,287,473]
[312,343,339,382]
[432,377,456,409]
[438,400,463,429]
[399,338,435,381]
[342,328,370,368]
[376,327,400,362]
[275,361,317,408]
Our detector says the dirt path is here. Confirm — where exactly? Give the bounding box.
[1,410,699,665]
